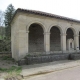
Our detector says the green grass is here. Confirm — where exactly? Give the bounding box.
[1,56,15,61]
[0,66,22,74]
[2,66,23,79]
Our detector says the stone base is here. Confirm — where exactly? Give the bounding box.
[18,52,80,65]
[69,53,80,60]
[24,53,70,65]
[18,59,26,66]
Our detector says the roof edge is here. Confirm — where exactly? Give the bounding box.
[11,8,80,24]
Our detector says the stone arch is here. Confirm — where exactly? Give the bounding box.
[48,24,63,34]
[28,23,45,52]
[67,38,74,50]
[66,27,76,50]
[26,20,46,33]
[64,27,77,35]
[50,26,61,51]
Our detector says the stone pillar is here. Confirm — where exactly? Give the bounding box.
[61,33,66,52]
[26,31,29,53]
[74,34,79,51]
[18,30,29,60]
[44,32,50,53]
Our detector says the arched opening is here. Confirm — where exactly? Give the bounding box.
[29,23,44,52]
[79,32,80,50]
[50,26,61,51]
[66,28,74,50]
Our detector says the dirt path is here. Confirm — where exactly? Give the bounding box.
[0,59,17,78]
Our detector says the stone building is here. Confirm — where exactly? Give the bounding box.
[11,8,80,60]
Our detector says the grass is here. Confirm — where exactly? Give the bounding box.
[0,55,22,79]
[1,55,15,61]
[1,66,23,80]
[0,66,22,73]
[0,66,22,79]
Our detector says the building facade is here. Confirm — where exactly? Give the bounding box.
[11,8,80,60]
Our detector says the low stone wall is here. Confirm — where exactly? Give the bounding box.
[18,53,80,65]
[69,53,80,60]
[0,52,11,54]
[21,53,70,65]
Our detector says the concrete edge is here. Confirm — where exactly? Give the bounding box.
[21,60,80,77]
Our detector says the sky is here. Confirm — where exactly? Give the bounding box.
[0,0,80,20]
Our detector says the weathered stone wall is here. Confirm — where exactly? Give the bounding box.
[11,12,80,60]
[11,19,19,60]
[25,53,70,65]
[18,53,80,65]
[50,27,61,51]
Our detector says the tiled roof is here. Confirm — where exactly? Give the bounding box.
[11,8,80,23]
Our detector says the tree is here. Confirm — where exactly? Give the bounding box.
[4,4,15,39]
[0,27,5,40]
[0,10,5,40]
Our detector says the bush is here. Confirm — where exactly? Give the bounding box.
[0,39,11,52]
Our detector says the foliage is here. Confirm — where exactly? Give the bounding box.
[0,39,11,52]
[4,4,15,39]
[1,56,14,61]
[0,11,5,40]
[0,26,5,40]
[0,4,15,53]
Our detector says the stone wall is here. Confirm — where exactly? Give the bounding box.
[18,53,80,65]
[11,11,80,60]
[25,53,70,65]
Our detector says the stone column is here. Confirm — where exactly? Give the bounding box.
[26,31,29,53]
[74,34,79,51]
[44,32,50,53]
[18,30,29,59]
[61,33,66,52]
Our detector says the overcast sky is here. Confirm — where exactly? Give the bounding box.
[0,0,80,20]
